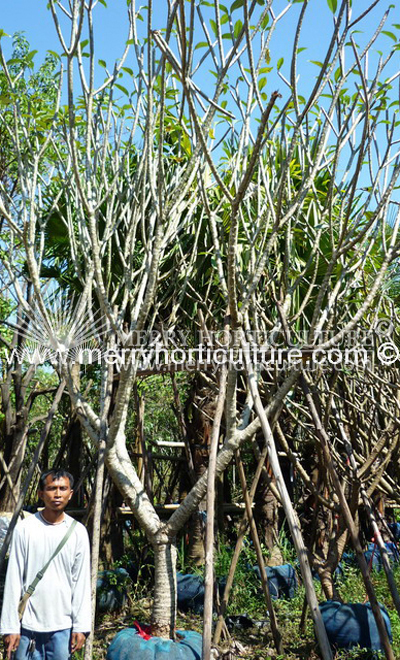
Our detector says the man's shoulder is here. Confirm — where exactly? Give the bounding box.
[15,512,42,531]
[65,514,89,538]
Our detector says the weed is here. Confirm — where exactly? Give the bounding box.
[91,542,400,660]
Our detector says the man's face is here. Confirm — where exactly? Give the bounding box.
[38,475,73,512]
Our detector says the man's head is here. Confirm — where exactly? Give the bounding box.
[39,469,74,491]
[38,469,74,513]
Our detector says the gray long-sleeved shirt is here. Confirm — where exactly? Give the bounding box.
[0,512,91,634]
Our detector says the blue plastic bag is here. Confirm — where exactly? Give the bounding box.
[176,573,205,614]
[388,522,400,541]
[176,573,226,614]
[97,568,131,612]
[107,627,202,660]
[253,563,298,600]
[320,600,392,652]
[364,542,399,572]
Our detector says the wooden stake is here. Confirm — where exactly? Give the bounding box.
[301,375,395,660]
[332,399,400,618]
[241,346,333,660]
[84,359,113,660]
[83,438,106,660]
[0,380,66,572]
[235,450,284,655]
[213,442,272,645]
[202,365,227,660]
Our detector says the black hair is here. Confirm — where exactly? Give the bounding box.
[38,469,74,491]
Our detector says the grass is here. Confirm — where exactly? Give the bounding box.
[91,546,400,660]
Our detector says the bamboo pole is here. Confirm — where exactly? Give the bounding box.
[213,442,272,645]
[241,344,333,660]
[0,380,66,573]
[301,375,395,660]
[202,364,227,660]
[83,439,106,660]
[84,360,113,660]
[235,451,283,655]
[332,400,400,618]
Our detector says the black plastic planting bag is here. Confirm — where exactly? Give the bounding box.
[389,522,400,542]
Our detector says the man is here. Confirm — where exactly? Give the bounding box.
[1,470,91,659]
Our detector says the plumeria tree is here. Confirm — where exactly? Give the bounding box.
[1,1,400,659]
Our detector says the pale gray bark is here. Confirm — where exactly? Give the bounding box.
[84,356,113,660]
[1,2,400,648]
[151,533,178,638]
[202,365,227,660]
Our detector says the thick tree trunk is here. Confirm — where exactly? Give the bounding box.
[185,373,217,566]
[151,535,178,639]
[187,513,206,566]
[254,457,283,566]
[105,372,299,641]
[134,385,153,499]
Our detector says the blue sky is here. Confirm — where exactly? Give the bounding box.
[1,1,396,77]
[0,0,128,60]
[1,0,398,179]
[0,0,133,73]
[1,2,398,179]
